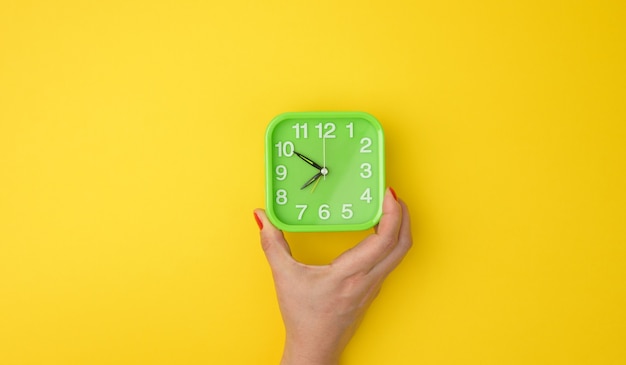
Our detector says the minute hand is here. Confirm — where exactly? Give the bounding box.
[294,151,323,170]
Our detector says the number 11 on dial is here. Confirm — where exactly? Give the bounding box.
[265,112,385,232]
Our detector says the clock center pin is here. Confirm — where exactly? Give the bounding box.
[321,167,329,176]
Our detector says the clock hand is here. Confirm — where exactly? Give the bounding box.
[322,135,326,180]
[311,176,321,193]
[300,172,323,190]
[294,151,323,170]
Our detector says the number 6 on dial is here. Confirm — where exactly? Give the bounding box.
[265,111,385,232]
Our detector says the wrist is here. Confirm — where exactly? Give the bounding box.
[280,350,339,365]
[280,337,341,365]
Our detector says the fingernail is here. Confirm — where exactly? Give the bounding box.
[253,212,263,230]
[389,187,398,201]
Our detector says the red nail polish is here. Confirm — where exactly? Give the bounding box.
[253,212,263,230]
[389,187,398,201]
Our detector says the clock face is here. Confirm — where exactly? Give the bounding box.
[265,112,385,232]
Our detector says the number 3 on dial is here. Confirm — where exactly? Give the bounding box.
[265,112,385,232]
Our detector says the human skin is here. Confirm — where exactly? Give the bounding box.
[254,188,413,365]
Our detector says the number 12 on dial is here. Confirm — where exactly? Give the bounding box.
[265,111,385,232]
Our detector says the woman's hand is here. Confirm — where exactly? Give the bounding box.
[254,188,413,365]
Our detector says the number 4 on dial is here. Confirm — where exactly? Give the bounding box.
[360,188,373,203]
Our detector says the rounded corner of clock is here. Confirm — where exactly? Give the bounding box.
[363,112,384,130]
[372,209,384,228]
[266,113,289,138]
[264,209,290,231]
[356,202,384,232]
[268,112,294,126]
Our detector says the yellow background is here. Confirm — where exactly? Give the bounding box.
[1,1,625,364]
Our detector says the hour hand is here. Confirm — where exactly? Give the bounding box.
[294,151,323,170]
[300,172,322,190]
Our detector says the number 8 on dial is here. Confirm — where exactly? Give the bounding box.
[265,111,385,232]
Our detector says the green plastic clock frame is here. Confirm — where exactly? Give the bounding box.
[265,111,385,232]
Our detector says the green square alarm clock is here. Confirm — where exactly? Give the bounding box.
[265,111,385,232]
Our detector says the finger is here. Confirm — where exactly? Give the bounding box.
[370,199,413,278]
[333,188,402,273]
[254,209,293,271]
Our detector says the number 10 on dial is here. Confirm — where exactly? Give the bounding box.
[265,111,385,232]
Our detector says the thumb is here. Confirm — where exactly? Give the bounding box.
[253,209,293,271]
